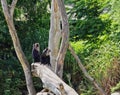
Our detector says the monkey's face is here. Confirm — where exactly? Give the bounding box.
[46,49,51,56]
[34,43,40,51]
[42,48,51,56]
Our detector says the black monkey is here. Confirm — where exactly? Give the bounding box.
[41,47,51,66]
[32,43,41,62]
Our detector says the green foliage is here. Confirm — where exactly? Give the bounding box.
[64,1,120,94]
[0,0,50,94]
[111,82,120,93]
[1,0,120,95]
[66,32,120,94]
[68,0,111,43]
[0,57,24,95]
[85,40,120,81]
[14,0,50,56]
[110,0,120,26]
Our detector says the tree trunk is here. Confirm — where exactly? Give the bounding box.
[55,0,69,78]
[49,0,69,78]
[48,0,62,72]
[31,63,78,95]
[1,0,36,95]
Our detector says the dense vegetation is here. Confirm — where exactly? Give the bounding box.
[0,0,120,95]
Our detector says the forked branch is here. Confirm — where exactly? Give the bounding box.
[10,0,18,17]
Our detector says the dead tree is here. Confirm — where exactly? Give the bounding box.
[48,0,69,79]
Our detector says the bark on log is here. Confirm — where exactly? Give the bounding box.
[31,63,78,95]
[36,92,54,95]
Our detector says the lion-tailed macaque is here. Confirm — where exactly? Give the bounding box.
[41,47,51,66]
[32,43,40,62]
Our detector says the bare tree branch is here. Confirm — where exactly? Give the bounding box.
[69,45,93,81]
[68,44,106,95]
[10,0,18,17]
[1,0,36,94]
[1,0,10,19]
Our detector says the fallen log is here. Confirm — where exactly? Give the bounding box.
[31,63,78,95]
[36,92,54,95]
